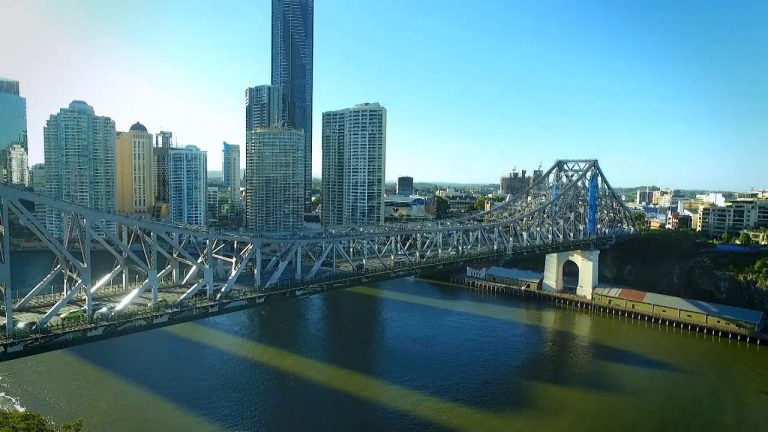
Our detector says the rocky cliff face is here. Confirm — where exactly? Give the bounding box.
[599,231,768,314]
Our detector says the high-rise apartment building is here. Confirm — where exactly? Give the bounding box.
[30,163,46,193]
[116,122,154,215]
[168,145,207,226]
[0,78,27,184]
[44,101,116,238]
[30,163,46,221]
[153,130,173,218]
[4,144,28,186]
[207,186,220,222]
[397,176,413,196]
[272,0,313,205]
[245,85,283,131]
[222,142,241,212]
[500,170,530,196]
[697,198,768,237]
[322,103,386,228]
[246,127,305,232]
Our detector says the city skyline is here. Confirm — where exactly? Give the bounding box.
[2,0,767,190]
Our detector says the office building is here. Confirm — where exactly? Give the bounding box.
[272,0,313,205]
[44,101,116,238]
[246,127,305,232]
[245,85,283,131]
[168,145,207,226]
[222,142,241,213]
[116,122,154,215]
[322,103,386,228]
[0,78,27,184]
[397,176,413,196]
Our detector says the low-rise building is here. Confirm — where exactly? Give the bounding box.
[465,265,543,290]
[666,211,693,230]
[593,287,764,333]
[743,229,768,245]
[436,189,477,213]
[384,195,433,222]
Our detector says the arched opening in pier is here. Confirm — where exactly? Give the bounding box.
[562,260,579,294]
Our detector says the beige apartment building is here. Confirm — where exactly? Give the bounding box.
[116,122,154,215]
[697,198,768,237]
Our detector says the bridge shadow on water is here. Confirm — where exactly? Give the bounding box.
[66,282,681,431]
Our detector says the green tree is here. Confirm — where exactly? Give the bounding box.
[474,197,487,210]
[754,257,768,279]
[738,232,753,246]
[721,232,731,244]
[632,212,647,231]
[435,196,450,219]
[0,411,82,432]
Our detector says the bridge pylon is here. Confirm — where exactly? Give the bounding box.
[542,250,599,300]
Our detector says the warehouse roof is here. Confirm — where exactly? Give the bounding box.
[486,267,543,283]
[594,286,764,326]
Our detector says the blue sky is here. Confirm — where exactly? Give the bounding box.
[2,0,766,190]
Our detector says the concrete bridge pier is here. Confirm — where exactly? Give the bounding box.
[542,250,599,300]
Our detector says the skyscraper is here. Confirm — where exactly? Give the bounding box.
[246,127,305,232]
[222,142,241,215]
[245,85,283,131]
[322,103,386,228]
[116,122,154,215]
[272,0,313,205]
[0,78,27,184]
[44,101,116,238]
[168,145,207,226]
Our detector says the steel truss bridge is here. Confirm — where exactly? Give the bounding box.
[0,160,634,360]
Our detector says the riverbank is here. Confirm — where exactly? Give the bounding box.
[421,276,768,345]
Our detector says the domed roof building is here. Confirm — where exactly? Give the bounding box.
[129,122,147,132]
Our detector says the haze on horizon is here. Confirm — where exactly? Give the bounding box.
[1,0,766,191]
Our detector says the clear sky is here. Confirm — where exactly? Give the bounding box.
[1,0,766,190]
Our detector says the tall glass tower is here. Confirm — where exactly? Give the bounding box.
[272,0,313,206]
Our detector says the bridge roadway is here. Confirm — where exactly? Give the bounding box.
[0,159,636,361]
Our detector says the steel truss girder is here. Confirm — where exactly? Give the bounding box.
[0,159,635,337]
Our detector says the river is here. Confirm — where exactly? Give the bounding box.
[1,253,767,431]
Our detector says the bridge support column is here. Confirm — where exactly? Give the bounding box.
[149,232,158,305]
[254,244,262,289]
[1,198,13,336]
[205,240,213,297]
[542,250,599,300]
